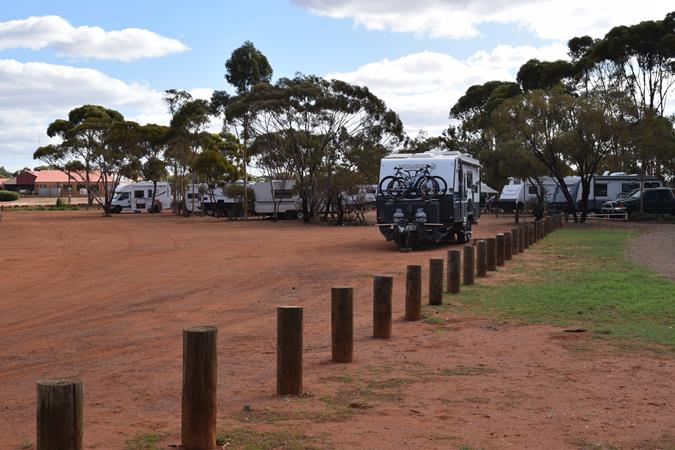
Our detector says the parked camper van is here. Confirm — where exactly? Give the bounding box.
[252,180,303,219]
[376,151,481,250]
[110,182,172,213]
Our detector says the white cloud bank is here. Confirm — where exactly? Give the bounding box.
[295,0,673,40]
[327,44,568,134]
[0,16,188,61]
[0,59,218,170]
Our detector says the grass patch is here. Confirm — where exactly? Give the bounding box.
[123,433,163,450]
[20,441,33,449]
[439,365,496,376]
[458,228,675,349]
[423,314,446,325]
[234,405,352,424]
[216,428,318,449]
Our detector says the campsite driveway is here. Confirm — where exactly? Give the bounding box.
[626,223,675,281]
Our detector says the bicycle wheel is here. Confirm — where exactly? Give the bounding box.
[378,176,396,196]
[386,177,408,199]
[433,176,447,197]
[418,177,440,198]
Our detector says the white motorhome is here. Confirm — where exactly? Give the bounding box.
[252,180,303,219]
[110,181,172,213]
[376,151,481,249]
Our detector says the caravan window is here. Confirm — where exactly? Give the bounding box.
[274,189,293,199]
[148,190,153,197]
[594,183,608,197]
[645,182,660,188]
[134,190,144,199]
[465,172,473,188]
[622,182,639,193]
[528,185,538,195]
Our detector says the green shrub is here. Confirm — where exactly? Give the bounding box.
[55,197,64,207]
[0,190,19,201]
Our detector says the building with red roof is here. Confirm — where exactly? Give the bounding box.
[4,169,118,197]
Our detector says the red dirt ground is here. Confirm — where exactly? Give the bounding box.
[1,211,673,449]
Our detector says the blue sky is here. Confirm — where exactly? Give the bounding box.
[1,0,672,170]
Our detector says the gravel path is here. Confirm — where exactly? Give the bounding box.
[626,223,675,281]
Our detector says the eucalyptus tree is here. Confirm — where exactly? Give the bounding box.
[34,105,126,207]
[33,105,141,213]
[167,99,211,214]
[226,74,404,222]
[494,88,579,220]
[211,41,274,219]
[449,80,523,189]
[138,124,170,212]
[566,11,675,205]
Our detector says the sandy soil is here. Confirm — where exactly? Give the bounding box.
[0,211,673,449]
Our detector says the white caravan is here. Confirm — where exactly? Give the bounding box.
[252,180,303,219]
[376,151,481,249]
[343,184,378,206]
[110,182,172,213]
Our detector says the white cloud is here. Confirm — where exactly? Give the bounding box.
[0,16,188,61]
[295,0,673,40]
[0,59,223,170]
[327,44,569,135]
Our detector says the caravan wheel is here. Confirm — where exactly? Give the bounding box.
[113,205,122,214]
[295,211,304,220]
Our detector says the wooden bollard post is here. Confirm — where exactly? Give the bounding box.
[447,250,461,294]
[373,276,393,338]
[515,210,520,224]
[504,232,513,261]
[476,240,487,277]
[37,378,83,450]
[331,287,353,363]
[511,228,519,256]
[405,265,422,321]
[522,224,529,249]
[277,307,303,395]
[429,259,444,305]
[486,237,497,271]
[182,326,217,450]
[518,226,525,253]
[496,234,505,266]
[565,212,569,224]
[463,245,475,285]
[529,223,535,245]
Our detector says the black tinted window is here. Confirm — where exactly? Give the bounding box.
[594,183,608,197]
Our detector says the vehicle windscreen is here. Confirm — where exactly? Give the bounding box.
[113,192,129,200]
[628,190,641,199]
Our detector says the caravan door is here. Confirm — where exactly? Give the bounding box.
[132,188,151,211]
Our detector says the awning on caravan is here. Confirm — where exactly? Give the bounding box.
[481,182,498,194]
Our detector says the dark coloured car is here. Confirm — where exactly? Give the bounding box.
[619,188,675,216]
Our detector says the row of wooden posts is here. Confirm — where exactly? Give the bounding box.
[35,214,564,450]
